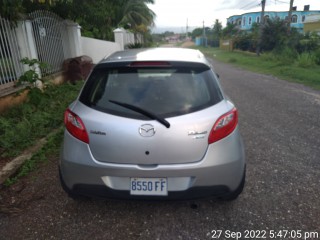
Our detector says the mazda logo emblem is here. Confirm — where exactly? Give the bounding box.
[139,124,156,137]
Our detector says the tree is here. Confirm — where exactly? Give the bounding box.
[260,18,288,51]
[0,0,23,22]
[64,0,117,40]
[0,0,63,22]
[191,28,203,39]
[212,19,222,40]
[222,23,238,38]
[119,0,155,35]
[2,0,156,42]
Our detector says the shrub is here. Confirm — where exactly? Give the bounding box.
[314,49,320,65]
[126,43,144,49]
[295,52,316,68]
[18,58,49,87]
[0,82,83,159]
[261,52,277,62]
[272,47,298,65]
[233,34,256,52]
[298,32,320,54]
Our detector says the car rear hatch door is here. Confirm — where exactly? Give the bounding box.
[75,60,228,165]
[73,101,230,165]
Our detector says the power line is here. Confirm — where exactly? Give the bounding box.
[274,0,290,4]
[239,0,261,10]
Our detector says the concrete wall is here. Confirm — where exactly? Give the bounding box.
[64,20,82,58]
[114,28,135,50]
[220,39,233,51]
[304,14,320,33]
[81,37,121,64]
[0,89,29,113]
[304,21,320,32]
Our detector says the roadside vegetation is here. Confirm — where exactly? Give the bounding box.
[0,0,156,186]
[188,17,320,90]
[0,82,83,184]
[1,0,156,47]
[195,47,320,90]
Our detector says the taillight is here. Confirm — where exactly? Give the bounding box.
[208,108,238,144]
[64,109,89,144]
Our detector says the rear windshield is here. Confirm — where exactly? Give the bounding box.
[79,66,223,119]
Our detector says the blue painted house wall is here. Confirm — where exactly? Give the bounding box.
[227,10,320,32]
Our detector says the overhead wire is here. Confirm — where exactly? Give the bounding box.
[274,0,290,4]
[239,0,261,10]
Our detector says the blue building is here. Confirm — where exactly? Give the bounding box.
[227,9,320,32]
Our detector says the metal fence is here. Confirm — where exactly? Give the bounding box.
[29,11,69,77]
[0,16,24,88]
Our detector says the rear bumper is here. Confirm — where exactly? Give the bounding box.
[59,169,230,200]
[60,127,246,199]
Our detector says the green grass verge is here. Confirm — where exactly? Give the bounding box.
[0,82,83,159]
[194,46,320,90]
[1,82,83,185]
[4,128,64,186]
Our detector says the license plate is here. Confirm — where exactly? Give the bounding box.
[130,178,168,196]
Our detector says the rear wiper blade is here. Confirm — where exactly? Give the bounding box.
[109,100,170,128]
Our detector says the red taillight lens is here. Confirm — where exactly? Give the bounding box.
[64,109,89,144]
[208,108,238,144]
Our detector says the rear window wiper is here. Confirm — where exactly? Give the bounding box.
[109,100,170,128]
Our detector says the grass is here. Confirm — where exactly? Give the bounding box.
[193,46,320,90]
[0,81,83,185]
[4,128,64,186]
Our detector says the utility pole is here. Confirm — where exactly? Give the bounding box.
[186,18,189,40]
[202,20,207,47]
[287,0,294,33]
[202,20,206,37]
[256,0,266,56]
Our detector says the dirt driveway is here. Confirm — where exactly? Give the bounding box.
[0,57,319,240]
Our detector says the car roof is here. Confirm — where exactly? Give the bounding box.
[100,48,211,67]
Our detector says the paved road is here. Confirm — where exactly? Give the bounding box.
[0,58,319,240]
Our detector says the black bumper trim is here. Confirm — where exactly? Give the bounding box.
[59,167,242,201]
[70,184,230,200]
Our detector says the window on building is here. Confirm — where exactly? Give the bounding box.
[302,15,306,22]
[257,16,260,23]
[238,20,242,25]
[249,17,252,25]
[243,17,246,26]
[291,15,298,23]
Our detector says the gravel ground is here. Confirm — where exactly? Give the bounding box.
[0,57,319,240]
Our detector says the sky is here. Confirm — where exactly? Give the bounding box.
[148,0,320,33]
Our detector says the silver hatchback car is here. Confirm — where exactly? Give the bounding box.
[60,48,246,200]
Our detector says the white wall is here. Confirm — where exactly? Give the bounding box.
[114,28,135,50]
[15,20,41,76]
[64,20,82,58]
[81,37,121,64]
